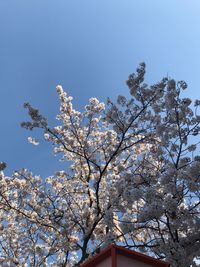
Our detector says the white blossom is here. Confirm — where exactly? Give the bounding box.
[27,136,39,145]
[0,64,199,267]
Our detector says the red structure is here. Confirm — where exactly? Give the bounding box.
[80,244,170,267]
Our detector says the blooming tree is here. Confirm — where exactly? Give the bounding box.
[0,63,200,267]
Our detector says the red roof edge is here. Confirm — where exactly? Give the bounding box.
[80,244,170,267]
[114,245,170,267]
[80,245,112,267]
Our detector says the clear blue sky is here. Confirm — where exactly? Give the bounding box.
[1,0,200,177]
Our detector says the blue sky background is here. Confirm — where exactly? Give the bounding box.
[1,0,200,177]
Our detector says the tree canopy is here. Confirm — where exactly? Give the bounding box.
[0,63,200,267]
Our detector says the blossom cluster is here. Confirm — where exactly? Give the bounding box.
[0,64,199,267]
